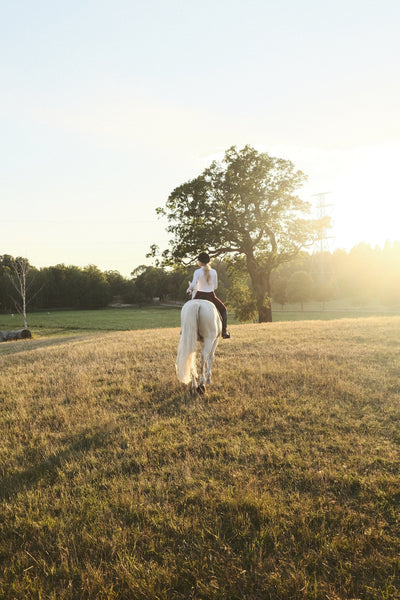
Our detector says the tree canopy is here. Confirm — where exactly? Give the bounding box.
[154,145,328,321]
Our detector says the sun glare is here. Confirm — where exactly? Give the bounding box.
[319,145,400,251]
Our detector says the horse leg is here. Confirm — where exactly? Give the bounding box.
[204,337,219,384]
[186,339,205,395]
[191,369,198,394]
[200,337,217,387]
[192,341,206,394]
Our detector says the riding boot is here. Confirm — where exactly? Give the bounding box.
[221,310,230,339]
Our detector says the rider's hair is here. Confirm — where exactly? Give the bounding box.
[197,251,212,285]
[202,263,211,285]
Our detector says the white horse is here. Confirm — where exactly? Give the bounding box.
[176,299,222,394]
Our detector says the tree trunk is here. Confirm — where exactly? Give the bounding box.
[0,329,32,342]
[246,254,273,323]
[258,303,272,323]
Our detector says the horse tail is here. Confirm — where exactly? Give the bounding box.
[176,301,200,384]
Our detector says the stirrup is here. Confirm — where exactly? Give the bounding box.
[222,331,230,339]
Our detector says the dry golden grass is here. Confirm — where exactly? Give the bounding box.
[0,317,399,599]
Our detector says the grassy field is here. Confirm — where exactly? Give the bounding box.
[0,304,397,339]
[1,316,400,599]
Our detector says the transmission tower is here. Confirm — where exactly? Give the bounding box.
[311,192,336,289]
[313,192,334,253]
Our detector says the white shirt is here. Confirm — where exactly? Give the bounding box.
[187,267,218,294]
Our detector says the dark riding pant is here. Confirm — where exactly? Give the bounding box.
[193,291,228,333]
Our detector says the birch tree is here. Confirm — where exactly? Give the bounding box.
[7,257,36,329]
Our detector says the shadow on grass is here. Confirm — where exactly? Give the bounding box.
[0,425,113,501]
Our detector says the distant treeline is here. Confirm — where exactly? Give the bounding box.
[0,257,198,313]
[1,241,400,315]
[270,241,400,311]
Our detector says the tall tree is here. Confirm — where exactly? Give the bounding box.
[153,145,328,322]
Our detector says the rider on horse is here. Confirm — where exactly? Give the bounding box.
[187,252,231,339]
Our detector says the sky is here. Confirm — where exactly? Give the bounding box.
[1,0,399,277]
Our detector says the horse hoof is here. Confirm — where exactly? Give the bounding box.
[197,384,206,395]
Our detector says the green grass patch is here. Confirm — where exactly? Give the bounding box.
[0,317,400,598]
[0,306,182,337]
[1,304,397,340]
